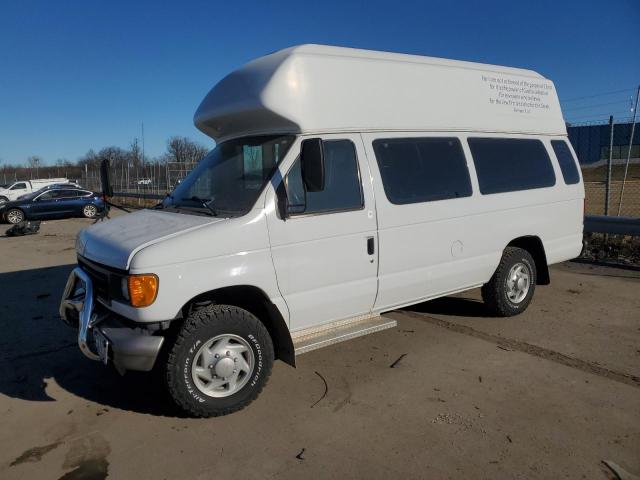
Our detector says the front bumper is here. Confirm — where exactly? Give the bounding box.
[59,267,165,373]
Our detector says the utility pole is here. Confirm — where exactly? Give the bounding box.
[616,85,640,216]
[605,115,614,216]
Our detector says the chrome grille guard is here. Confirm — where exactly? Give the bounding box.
[59,267,102,361]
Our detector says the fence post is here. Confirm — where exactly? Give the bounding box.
[616,84,640,216]
[605,115,614,216]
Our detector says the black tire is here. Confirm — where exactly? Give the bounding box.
[5,208,25,224]
[165,304,274,417]
[481,247,537,317]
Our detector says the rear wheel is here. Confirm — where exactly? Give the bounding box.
[82,204,98,218]
[481,247,537,317]
[165,304,274,417]
[5,208,24,224]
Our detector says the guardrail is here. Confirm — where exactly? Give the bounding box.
[584,215,640,235]
[111,192,165,200]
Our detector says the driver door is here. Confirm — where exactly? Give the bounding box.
[266,134,379,333]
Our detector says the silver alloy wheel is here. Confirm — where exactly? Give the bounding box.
[83,204,97,218]
[6,209,24,224]
[191,334,255,398]
[505,262,531,304]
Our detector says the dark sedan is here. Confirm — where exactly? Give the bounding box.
[0,188,105,224]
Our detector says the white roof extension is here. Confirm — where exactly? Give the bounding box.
[194,44,565,142]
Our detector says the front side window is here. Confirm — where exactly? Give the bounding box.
[165,135,294,216]
[286,140,363,215]
[551,140,580,185]
[468,138,556,194]
[10,182,27,190]
[372,137,472,204]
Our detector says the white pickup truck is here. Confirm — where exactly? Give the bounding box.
[59,45,583,417]
[0,178,70,203]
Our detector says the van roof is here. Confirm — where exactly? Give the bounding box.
[195,44,566,142]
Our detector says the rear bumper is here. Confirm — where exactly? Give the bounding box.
[59,267,164,373]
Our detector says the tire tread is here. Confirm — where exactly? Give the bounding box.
[165,304,274,418]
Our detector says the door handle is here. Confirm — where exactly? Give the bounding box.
[367,236,375,255]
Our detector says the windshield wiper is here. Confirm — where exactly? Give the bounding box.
[179,196,218,216]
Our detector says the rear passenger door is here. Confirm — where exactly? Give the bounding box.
[363,134,481,310]
[266,134,378,333]
[51,189,82,216]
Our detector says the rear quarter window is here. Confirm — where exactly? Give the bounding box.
[468,138,556,194]
[551,140,581,185]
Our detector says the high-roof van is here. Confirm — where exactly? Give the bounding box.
[60,45,584,417]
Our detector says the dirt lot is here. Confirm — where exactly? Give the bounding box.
[0,216,638,480]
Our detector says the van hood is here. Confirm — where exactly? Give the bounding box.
[77,209,223,270]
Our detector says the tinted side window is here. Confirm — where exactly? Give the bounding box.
[372,138,472,204]
[468,138,556,194]
[551,140,580,185]
[58,190,80,198]
[286,140,363,214]
[11,182,27,190]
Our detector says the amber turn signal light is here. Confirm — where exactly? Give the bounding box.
[127,274,158,307]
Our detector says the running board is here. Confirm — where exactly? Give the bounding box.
[293,314,397,355]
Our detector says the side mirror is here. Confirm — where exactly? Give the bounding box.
[301,138,325,192]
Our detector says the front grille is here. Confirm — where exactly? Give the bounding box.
[77,256,127,305]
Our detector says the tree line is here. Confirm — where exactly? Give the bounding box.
[0,136,209,182]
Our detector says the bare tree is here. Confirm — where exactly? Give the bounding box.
[26,155,42,178]
[166,136,208,164]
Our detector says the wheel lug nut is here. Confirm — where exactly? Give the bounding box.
[214,354,219,358]
[234,358,238,362]
[208,364,214,369]
[226,351,230,356]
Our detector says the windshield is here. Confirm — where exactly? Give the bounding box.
[162,135,294,216]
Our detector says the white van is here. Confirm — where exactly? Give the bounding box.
[60,45,583,417]
[0,178,71,203]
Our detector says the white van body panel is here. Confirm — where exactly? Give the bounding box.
[361,131,584,312]
[264,134,379,333]
[69,45,583,344]
[195,44,565,143]
[78,209,222,270]
[79,203,290,324]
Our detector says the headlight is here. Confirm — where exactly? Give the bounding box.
[123,274,159,307]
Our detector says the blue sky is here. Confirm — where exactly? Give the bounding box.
[1,0,638,165]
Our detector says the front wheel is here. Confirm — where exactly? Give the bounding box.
[481,247,537,317]
[165,304,274,417]
[5,208,25,224]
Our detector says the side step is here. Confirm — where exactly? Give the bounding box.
[293,314,397,355]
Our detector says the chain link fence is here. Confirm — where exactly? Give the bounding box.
[569,120,640,217]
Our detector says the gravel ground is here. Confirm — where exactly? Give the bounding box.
[0,216,638,480]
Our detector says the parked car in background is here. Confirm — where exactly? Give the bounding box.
[0,178,70,203]
[137,178,152,185]
[16,182,83,200]
[0,188,104,224]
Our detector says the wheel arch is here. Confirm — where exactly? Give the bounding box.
[506,236,550,285]
[180,285,295,367]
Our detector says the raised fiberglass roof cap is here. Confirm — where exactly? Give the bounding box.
[194,44,566,142]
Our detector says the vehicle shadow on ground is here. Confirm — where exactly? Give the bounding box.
[0,264,183,417]
[403,295,491,318]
